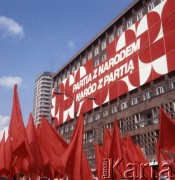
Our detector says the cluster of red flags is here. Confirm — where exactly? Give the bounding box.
[0,84,175,179]
[95,110,175,179]
[0,85,92,179]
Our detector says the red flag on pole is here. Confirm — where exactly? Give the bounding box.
[8,85,33,164]
[103,128,112,158]
[5,136,12,175]
[0,133,6,175]
[109,120,125,178]
[95,144,104,180]
[40,116,68,174]
[61,114,90,179]
[157,109,175,174]
[158,109,175,155]
[26,113,43,173]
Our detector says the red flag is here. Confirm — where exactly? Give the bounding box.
[81,152,93,180]
[103,128,112,158]
[61,114,89,179]
[5,136,12,175]
[124,134,151,179]
[95,144,104,180]
[157,109,175,175]
[40,116,68,172]
[109,120,125,178]
[158,109,175,155]
[0,133,6,175]
[26,113,43,173]
[8,85,32,163]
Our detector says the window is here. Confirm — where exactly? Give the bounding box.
[62,74,66,80]
[94,47,99,56]
[88,52,92,60]
[65,126,69,132]
[95,59,99,67]
[102,54,107,62]
[148,2,155,12]
[131,97,139,105]
[127,19,133,28]
[70,124,74,130]
[87,116,93,123]
[121,101,128,110]
[101,41,106,50]
[117,27,123,36]
[82,58,86,65]
[60,128,63,134]
[103,110,108,117]
[111,106,118,114]
[76,62,80,69]
[67,70,70,77]
[72,66,75,73]
[86,130,94,142]
[156,86,166,95]
[137,10,144,21]
[143,91,152,101]
[95,113,100,120]
[109,34,114,43]
[171,81,175,89]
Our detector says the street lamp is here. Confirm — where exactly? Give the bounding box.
[53,91,96,120]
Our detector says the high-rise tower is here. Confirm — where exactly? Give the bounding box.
[33,71,53,125]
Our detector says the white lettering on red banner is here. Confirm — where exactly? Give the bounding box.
[52,0,175,125]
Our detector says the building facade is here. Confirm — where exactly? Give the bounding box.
[51,0,175,170]
[33,71,53,125]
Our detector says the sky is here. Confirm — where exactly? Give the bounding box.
[0,0,133,139]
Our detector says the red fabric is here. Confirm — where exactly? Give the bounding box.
[37,124,50,167]
[26,113,43,173]
[158,109,175,156]
[8,85,33,164]
[109,120,125,178]
[61,114,90,179]
[5,136,12,175]
[81,152,93,180]
[157,109,175,175]
[40,116,68,174]
[0,133,6,175]
[95,144,103,180]
[124,134,151,179]
[103,128,112,158]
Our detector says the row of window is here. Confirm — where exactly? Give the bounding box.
[84,80,175,124]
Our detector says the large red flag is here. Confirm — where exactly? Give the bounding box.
[157,109,175,175]
[40,116,68,174]
[109,120,125,178]
[158,109,175,155]
[26,113,43,173]
[95,144,104,180]
[124,134,151,179]
[103,128,112,158]
[0,133,6,175]
[81,152,93,180]
[61,114,90,179]
[8,85,32,163]
[5,136,12,175]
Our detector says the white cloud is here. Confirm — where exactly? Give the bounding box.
[0,76,23,89]
[0,16,24,39]
[0,115,10,140]
[68,40,75,48]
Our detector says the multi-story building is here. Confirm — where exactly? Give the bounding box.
[33,71,53,125]
[51,0,175,170]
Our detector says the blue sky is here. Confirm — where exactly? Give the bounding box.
[0,0,133,139]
